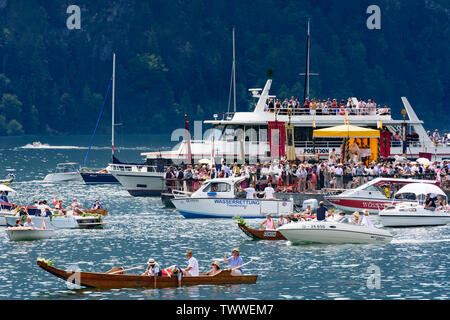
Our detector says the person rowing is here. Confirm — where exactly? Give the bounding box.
[260,213,276,230]
[224,248,243,276]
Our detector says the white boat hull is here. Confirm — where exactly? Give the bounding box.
[6,228,55,241]
[379,210,450,227]
[43,172,82,182]
[172,197,293,218]
[278,221,393,244]
[5,215,79,229]
[110,170,165,196]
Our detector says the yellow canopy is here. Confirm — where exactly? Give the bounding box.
[313,124,380,138]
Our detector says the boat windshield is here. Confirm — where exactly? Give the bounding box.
[203,182,231,193]
[56,164,79,173]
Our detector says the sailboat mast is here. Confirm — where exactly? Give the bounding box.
[112,53,116,159]
[232,27,236,113]
[304,18,310,101]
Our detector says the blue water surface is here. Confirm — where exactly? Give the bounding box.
[0,135,448,300]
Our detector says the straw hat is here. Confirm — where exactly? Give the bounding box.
[353,211,360,218]
[211,261,220,268]
[147,258,155,265]
[363,209,370,216]
[232,248,240,253]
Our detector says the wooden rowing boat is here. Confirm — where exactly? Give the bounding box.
[238,223,286,240]
[37,260,257,289]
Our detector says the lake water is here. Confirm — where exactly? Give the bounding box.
[0,135,448,300]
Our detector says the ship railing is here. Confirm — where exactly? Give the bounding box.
[266,107,391,116]
[109,164,161,173]
[294,141,342,148]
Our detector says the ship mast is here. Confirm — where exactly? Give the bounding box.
[299,18,319,102]
[112,52,116,161]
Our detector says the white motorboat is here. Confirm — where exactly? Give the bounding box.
[278,220,393,244]
[323,177,439,214]
[171,176,293,218]
[43,163,82,182]
[379,183,450,227]
[5,214,103,229]
[6,227,55,241]
[108,163,165,196]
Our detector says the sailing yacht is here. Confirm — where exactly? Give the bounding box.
[80,53,121,185]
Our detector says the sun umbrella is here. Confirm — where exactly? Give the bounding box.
[416,158,430,166]
[313,124,380,138]
[0,184,16,193]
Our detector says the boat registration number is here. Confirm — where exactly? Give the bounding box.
[303,224,326,229]
[263,231,277,237]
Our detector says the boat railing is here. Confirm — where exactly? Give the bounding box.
[294,141,342,148]
[109,164,161,173]
[322,188,348,197]
[267,107,391,117]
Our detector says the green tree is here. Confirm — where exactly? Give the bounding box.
[6,119,24,135]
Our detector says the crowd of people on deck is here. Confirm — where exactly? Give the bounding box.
[164,153,450,195]
[141,248,246,286]
[264,96,390,116]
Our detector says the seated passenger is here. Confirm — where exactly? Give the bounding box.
[360,209,374,228]
[205,261,221,276]
[23,216,36,229]
[43,206,53,217]
[334,211,348,223]
[424,194,436,211]
[91,200,103,210]
[224,248,243,276]
[351,211,361,225]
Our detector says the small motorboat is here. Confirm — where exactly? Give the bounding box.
[43,163,82,182]
[5,213,105,229]
[237,223,286,240]
[6,227,55,241]
[37,260,257,289]
[172,177,293,218]
[323,177,439,214]
[0,170,15,184]
[379,183,450,227]
[278,220,393,244]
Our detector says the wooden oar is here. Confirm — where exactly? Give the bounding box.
[108,266,143,275]
[230,259,254,271]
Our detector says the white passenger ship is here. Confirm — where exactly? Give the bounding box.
[109,23,450,197]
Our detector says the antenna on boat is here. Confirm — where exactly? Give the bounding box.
[227,27,237,114]
[299,18,319,102]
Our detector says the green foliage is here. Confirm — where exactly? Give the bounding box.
[0,1,447,135]
[6,119,24,135]
[37,258,55,267]
[233,216,249,228]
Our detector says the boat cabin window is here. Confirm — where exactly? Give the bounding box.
[203,182,231,193]
[394,193,417,201]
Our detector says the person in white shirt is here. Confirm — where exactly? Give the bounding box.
[360,209,374,228]
[243,183,257,199]
[183,250,199,276]
[263,183,275,200]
